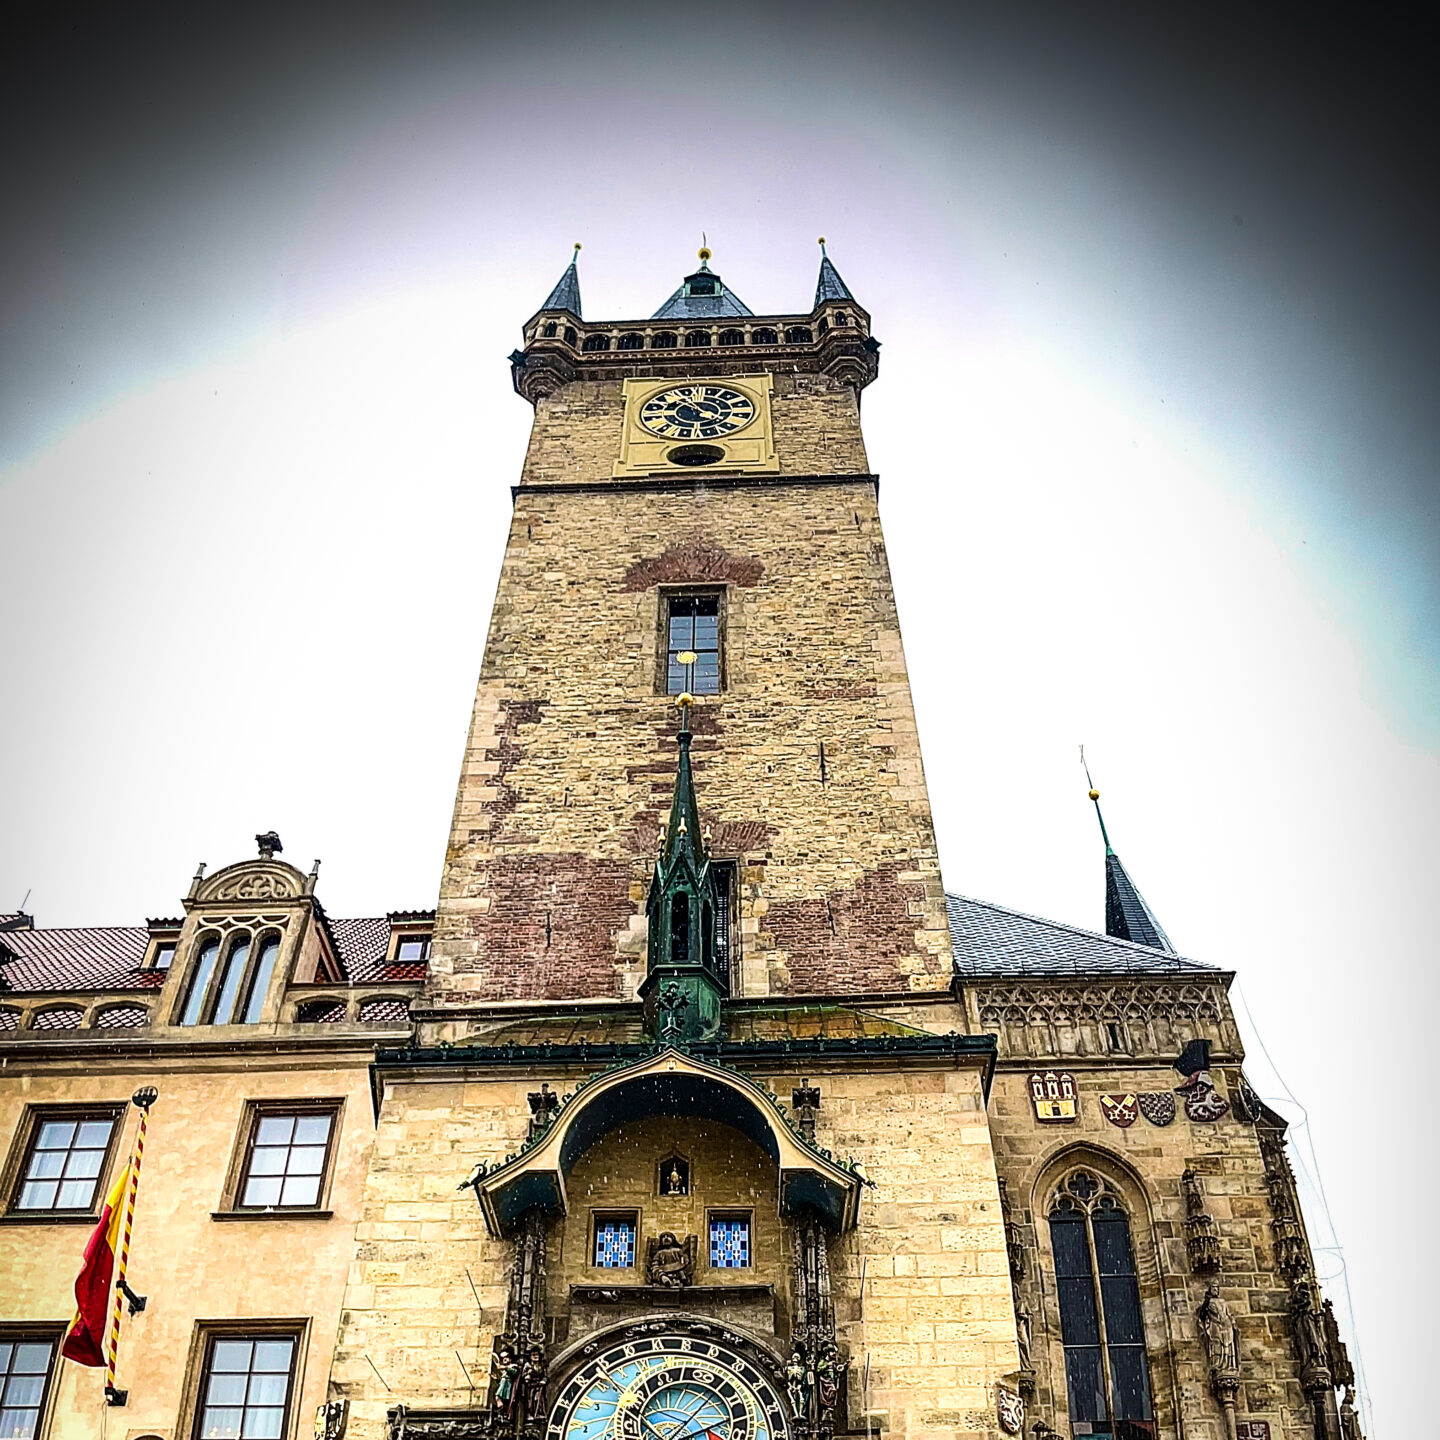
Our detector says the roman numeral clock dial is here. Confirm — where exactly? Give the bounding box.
[549,1336,788,1440]
[640,385,756,441]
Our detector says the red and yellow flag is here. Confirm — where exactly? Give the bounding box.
[60,1164,130,1367]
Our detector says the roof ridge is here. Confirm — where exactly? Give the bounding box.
[944,890,1214,968]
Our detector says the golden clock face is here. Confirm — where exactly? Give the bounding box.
[639,385,757,441]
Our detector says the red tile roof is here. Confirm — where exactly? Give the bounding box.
[0,916,427,994]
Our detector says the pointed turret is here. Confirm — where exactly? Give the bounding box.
[814,237,855,306]
[652,246,753,320]
[1084,768,1176,954]
[642,689,726,1041]
[537,243,583,318]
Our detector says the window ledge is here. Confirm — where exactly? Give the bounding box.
[211,1208,334,1222]
[0,1210,102,1225]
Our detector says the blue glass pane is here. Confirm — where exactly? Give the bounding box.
[241,940,281,1024]
[180,942,221,1026]
[212,940,250,1024]
[709,1218,750,1268]
[1100,1274,1146,1344]
[595,1219,635,1268]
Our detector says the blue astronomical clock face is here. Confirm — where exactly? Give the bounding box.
[639,385,756,441]
[549,1335,788,1440]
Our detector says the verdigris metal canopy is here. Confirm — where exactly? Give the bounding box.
[472,1048,862,1237]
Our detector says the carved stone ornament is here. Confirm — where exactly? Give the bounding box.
[645,1231,697,1287]
[1179,1074,1230,1123]
[1236,1424,1272,1440]
[387,1406,488,1440]
[996,1387,1025,1435]
[1196,1280,1240,1374]
[1138,1091,1177,1126]
[1182,1169,1222,1274]
[315,1400,349,1440]
[196,860,305,904]
[1027,1070,1077,1123]
[1099,1093,1138,1128]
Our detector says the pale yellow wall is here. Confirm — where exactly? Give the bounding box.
[0,1051,375,1440]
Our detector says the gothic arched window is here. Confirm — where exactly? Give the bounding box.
[542,322,558,338]
[581,332,610,351]
[751,327,778,345]
[562,327,578,346]
[784,326,812,344]
[618,332,644,350]
[1047,1171,1155,1436]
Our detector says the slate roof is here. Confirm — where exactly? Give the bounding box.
[814,254,854,305]
[652,266,753,321]
[0,916,426,993]
[538,254,582,318]
[1104,850,1174,952]
[945,893,1215,978]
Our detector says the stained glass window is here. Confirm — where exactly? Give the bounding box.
[709,1216,750,1268]
[594,1215,636,1268]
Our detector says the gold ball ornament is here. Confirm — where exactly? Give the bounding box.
[698,247,711,262]
[677,650,697,666]
[1088,789,1100,801]
[676,692,695,709]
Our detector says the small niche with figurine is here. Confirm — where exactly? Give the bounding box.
[658,1153,691,1197]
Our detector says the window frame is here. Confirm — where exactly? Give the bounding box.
[0,1323,64,1439]
[3,1104,126,1222]
[1046,1170,1156,1437]
[590,1209,640,1271]
[657,586,727,697]
[177,928,284,1027]
[222,1100,343,1217]
[706,1209,753,1271]
[184,1321,306,1440]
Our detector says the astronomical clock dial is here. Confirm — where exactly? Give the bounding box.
[639,385,757,441]
[549,1334,789,1440]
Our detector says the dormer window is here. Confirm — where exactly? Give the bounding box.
[152,943,175,971]
[177,931,283,1027]
[689,279,716,296]
[397,937,430,965]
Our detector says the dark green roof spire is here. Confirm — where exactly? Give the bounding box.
[1082,750,1176,954]
[814,237,856,306]
[538,243,583,318]
[643,685,726,1041]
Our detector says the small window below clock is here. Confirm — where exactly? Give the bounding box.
[666,443,725,467]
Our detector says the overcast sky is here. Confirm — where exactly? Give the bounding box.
[2,4,1435,1430]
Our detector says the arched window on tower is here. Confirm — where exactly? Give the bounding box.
[562,326,578,346]
[1047,1171,1156,1437]
[783,326,813,344]
[582,332,610,351]
[718,329,745,347]
[542,322,558,338]
[618,332,644,350]
[817,317,830,336]
[751,327,778,345]
[669,893,690,965]
[651,331,678,350]
[683,329,710,348]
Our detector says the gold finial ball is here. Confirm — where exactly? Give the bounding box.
[1088,789,1100,801]
[573,241,582,250]
[676,692,695,709]
[698,246,712,261]
[817,236,826,245]
[676,650,697,666]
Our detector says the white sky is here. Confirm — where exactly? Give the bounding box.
[2,5,1435,1430]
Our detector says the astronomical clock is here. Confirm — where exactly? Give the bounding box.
[549,1333,790,1440]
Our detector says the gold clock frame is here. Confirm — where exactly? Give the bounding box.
[613,373,778,478]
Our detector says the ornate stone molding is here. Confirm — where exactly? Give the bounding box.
[1182,1169,1221,1274]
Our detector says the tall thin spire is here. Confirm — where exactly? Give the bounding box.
[537,243,583,318]
[814,237,855,306]
[1081,749,1175,954]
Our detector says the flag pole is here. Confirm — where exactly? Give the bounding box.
[104,1086,157,1406]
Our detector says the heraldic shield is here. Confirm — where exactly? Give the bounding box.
[1138,1091,1177,1126]
[1099,1093,1138,1128]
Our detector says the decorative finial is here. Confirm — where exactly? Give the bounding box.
[256,830,283,859]
[818,236,827,253]
[573,242,581,251]
[698,246,711,263]
[1079,745,1113,853]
